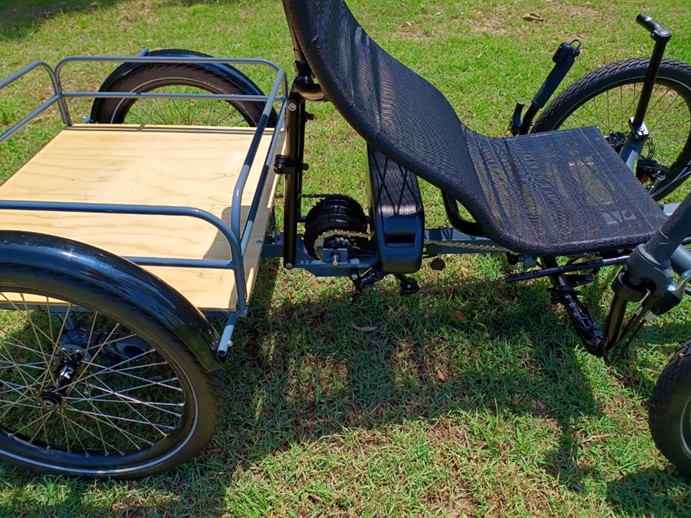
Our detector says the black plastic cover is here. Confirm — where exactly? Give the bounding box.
[368,146,424,273]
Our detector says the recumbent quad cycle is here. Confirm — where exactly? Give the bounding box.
[0,0,690,479]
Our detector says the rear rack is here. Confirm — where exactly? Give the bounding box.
[0,54,289,354]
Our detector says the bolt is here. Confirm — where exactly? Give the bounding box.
[288,103,298,112]
[285,262,293,269]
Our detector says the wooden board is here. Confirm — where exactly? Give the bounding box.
[0,124,284,311]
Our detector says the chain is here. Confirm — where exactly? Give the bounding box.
[427,239,510,253]
[315,229,513,292]
[316,230,510,253]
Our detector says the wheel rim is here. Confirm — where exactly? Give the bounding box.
[109,78,255,127]
[553,78,691,200]
[0,290,195,474]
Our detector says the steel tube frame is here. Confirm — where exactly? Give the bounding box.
[0,55,288,323]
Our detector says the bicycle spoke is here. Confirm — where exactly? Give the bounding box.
[71,382,184,417]
[0,268,219,477]
[60,406,128,454]
[69,405,177,434]
[75,350,174,386]
[65,394,159,449]
[76,372,183,398]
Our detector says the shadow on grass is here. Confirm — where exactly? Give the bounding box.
[182,260,686,510]
[0,0,247,41]
[0,467,183,516]
[0,260,686,515]
[606,468,691,516]
[201,262,670,500]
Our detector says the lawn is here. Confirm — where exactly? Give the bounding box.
[0,0,691,516]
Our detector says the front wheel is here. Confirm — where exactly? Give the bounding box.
[533,58,691,201]
[649,340,691,475]
[0,266,222,478]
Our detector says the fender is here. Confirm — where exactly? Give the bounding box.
[89,48,273,124]
[0,231,223,371]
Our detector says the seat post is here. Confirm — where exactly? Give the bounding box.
[279,2,324,267]
[281,89,308,269]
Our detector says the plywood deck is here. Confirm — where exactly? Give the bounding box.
[0,124,284,311]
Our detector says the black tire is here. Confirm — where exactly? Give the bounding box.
[0,266,222,479]
[649,340,691,476]
[92,63,265,126]
[533,58,691,201]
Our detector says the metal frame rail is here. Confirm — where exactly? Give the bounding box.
[0,55,289,355]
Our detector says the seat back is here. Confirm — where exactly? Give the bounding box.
[281,0,484,205]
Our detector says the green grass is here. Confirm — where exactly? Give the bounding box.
[1,0,691,516]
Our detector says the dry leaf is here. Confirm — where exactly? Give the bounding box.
[352,324,378,332]
[454,310,468,321]
[523,13,545,22]
[435,367,448,383]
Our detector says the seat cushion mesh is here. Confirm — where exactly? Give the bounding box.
[463,126,666,254]
[282,0,667,255]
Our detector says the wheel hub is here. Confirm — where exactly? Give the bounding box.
[46,347,86,391]
[37,391,63,410]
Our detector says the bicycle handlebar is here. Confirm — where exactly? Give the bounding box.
[620,193,691,298]
[637,194,691,272]
[636,13,672,42]
[657,193,691,245]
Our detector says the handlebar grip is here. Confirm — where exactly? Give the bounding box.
[637,13,662,32]
[641,194,691,267]
[636,13,672,41]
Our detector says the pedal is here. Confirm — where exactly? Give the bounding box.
[367,145,425,273]
[430,256,446,271]
[349,269,419,301]
[395,274,420,296]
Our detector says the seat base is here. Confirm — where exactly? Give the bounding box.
[459,126,667,256]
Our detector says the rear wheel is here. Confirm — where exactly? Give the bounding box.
[0,266,222,478]
[533,58,691,201]
[91,63,266,126]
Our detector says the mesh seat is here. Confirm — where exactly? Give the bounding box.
[281,0,666,256]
